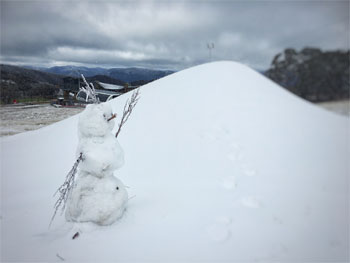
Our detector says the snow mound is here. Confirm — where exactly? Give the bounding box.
[1,61,349,262]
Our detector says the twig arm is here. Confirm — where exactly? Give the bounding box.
[115,89,140,138]
[50,153,83,226]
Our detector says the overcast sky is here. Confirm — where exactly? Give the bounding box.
[1,0,349,70]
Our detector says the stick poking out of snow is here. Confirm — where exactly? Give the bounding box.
[115,88,140,138]
[80,74,99,104]
[50,153,83,226]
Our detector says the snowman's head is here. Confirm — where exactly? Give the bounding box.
[79,103,116,138]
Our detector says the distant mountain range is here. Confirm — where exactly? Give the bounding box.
[25,65,174,83]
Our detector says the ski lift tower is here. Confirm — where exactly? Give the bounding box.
[207,42,214,62]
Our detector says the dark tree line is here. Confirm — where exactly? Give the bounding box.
[266,48,349,102]
[1,81,58,104]
[0,64,63,104]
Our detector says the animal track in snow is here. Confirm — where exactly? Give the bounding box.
[240,196,262,208]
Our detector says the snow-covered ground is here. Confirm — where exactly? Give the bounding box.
[317,100,350,117]
[0,95,348,139]
[1,61,349,262]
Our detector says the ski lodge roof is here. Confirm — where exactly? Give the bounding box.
[97,81,125,91]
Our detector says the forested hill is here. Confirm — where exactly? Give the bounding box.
[0,64,64,103]
[266,48,349,102]
[1,64,63,85]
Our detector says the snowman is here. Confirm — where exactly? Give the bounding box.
[65,102,128,226]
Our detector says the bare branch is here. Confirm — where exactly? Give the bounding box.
[115,89,140,138]
[72,232,80,240]
[50,153,83,226]
[56,253,65,261]
[80,74,99,104]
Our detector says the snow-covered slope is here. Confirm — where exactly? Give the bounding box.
[1,61,349,262]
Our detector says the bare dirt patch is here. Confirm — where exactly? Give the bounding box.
[0,104,84,137]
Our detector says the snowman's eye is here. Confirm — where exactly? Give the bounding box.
[103,114,106,118]
[116,186,119,190]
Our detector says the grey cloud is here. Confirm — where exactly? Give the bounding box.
[1,0,348,70]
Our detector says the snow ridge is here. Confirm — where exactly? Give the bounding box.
[1,61,348,262]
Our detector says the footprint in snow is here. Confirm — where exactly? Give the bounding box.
[213,125,230,138]
[227,142,245,162]
[200,131,217,141]
[230,142,242,151]
[206,216,232,243]
[240,196,262,208]
[215,216,232,225]
[227,152,244,162]
[240,164,257,177]
[220,175,237,191]
[244,169,257,177]
[273,216,284,225]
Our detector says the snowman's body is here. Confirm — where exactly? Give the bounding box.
[65,103,128,225]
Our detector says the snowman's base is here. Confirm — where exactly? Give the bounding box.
[65,174,128,226]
